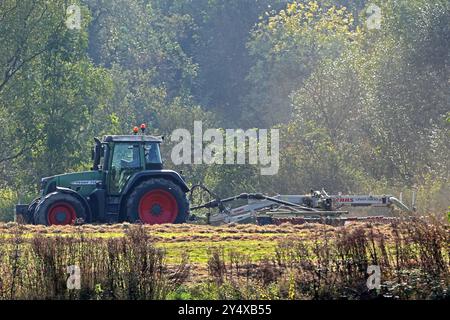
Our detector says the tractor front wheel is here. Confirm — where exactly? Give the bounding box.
[34,192,86,226]
[127,178,189,224]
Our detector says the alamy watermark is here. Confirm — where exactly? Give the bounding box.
[366,3,382,30]
[66,4,81,30]
[67,265,81,290]
[171,121,279,175]
[366,265,381,290]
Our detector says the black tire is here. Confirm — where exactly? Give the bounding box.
[34,192,86,226]
[26,197,40,224]
[127,178,189,224]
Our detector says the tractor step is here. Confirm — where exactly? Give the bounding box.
[105,212,120,223]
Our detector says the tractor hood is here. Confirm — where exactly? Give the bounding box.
[41,171,103,196]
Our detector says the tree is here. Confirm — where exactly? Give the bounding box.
[244,1,359,127]
[0,1,112,193]
[358,0,450,186]
[0,0,66,167]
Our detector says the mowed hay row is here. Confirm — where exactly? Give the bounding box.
[0,221,336,237]
[0,222,362,234]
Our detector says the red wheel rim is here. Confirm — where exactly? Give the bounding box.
[138,189,178,224]
[48,202,76,225]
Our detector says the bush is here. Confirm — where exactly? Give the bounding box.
[0,188,17,222]
[0,226,190,299]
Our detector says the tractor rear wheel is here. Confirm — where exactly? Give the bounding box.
[127,178,189,224]
[34,192,86,226]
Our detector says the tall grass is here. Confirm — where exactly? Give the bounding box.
[0,220,448,300]
[199,219,449,300]
[0,226,189,299]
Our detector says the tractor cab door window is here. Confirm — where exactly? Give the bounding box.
[144,142,162,170]
[98,145,106,170]
[110,143,142,194]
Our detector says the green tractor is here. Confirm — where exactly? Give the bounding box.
[15,125,190,225]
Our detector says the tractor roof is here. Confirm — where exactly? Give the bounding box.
[103,135,163,143]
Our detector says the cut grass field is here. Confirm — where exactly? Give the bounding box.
[0,221,397,264]
[0,220,448,299]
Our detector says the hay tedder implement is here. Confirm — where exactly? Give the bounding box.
[189,186,415,226]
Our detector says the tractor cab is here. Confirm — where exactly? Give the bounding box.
[95,134,164,194]
[16,124,190,226]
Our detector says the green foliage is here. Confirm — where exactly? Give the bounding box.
[243,1,359,127]
[252,0,449,206]
[153,0,285,124]
[0,0,449,220]
[0,188,17,221]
